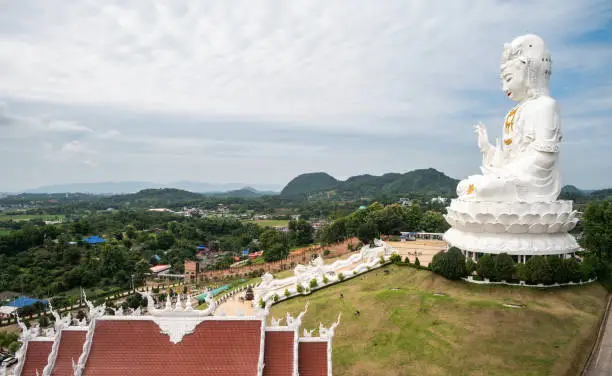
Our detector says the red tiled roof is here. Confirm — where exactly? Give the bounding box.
[263,331,294,376]
[83,319,262,376]
[21,341,53,376]
[52,330,87,375]
[298,341,328,376]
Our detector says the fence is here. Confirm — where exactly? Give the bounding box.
[0,282,184,327]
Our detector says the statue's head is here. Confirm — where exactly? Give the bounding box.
[500,34,551,101]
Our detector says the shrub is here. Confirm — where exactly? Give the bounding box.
[526,256,553,284]
[296,284,304,293]
[390,254,402,264]
[259,298,265,308]
[352,270,357,275]
[431,248,467,280]
[284,289,290,297]
[414,257,420,267]
[548,256,566,284]
[579,255,598,281]
[516,263,529,282]
[404,256,411,264]
[323,276,329,284]
[38,315,50,328]
[8,341,20,354]
[323,249,331,256]
[444,247,467,279]
[564,257,581,282]
[494,253,515,281]
[272,294,279,302]
[465,258,476,275]
[477,254,496,280]
[338,273,345,281]
[431,251,444,273]
[379,255,386,265]
[309,278,318,288]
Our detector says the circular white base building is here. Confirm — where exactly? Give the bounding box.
[443,198,579,262]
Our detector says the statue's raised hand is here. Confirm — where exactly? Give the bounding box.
[473,122,490,151]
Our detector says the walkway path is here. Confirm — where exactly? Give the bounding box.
[585,295,612,376]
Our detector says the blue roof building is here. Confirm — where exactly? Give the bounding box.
[7,296,48,308]
[83,236,106,244]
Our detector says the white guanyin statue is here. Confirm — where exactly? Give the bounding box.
[444,34,579,257]
[457,34,560,202]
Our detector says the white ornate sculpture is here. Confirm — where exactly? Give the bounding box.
[294,256,330,284]
[444,34,578,256]
[359,240,392,262]
[457,34,560,202]
[303,328,314,338]
[270,316,283,327]
[319,313,341,340]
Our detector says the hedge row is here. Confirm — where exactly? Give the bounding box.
[430,248,597,285]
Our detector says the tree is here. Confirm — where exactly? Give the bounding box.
[126,225,137,239]
[157,232,176,250]
[581,200,612,260]
[289,219,314,246]
[357,221,378,246]
[494,253,515,281]
[419,211,449,233]
[260,229,290,262]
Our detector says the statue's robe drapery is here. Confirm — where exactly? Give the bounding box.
[460,96,562,202]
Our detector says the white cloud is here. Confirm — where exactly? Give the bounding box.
[0,0,610,190]
[46,120,93,133]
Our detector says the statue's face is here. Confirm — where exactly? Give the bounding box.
[501,59,528,102]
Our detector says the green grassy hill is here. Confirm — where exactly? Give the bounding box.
[280,168,458,200]
[270,265,607,376]
[280,172,340,197]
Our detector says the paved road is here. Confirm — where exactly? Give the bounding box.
[586,297,612,376]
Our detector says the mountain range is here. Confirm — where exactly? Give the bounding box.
[22,181,282,195]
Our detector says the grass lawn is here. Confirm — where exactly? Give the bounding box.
[270,265,608,376]
[0,214,65,222]
[0,228,11,236]
[245,219,289,228]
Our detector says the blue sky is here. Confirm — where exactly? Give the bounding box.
[0,0,611,191]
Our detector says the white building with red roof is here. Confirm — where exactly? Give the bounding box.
[6,293,339,376]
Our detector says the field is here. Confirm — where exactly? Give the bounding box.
[245,219,289,228]
[0,214,65,222]
[270,265,608,376]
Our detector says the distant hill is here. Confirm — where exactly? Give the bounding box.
[115,188,204,204]
[280,172,339,197]
[22,181,282,194]
[559,185,585,200]
[590,188,612,200]
[206,187,277,198]
[280,168,458,199]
